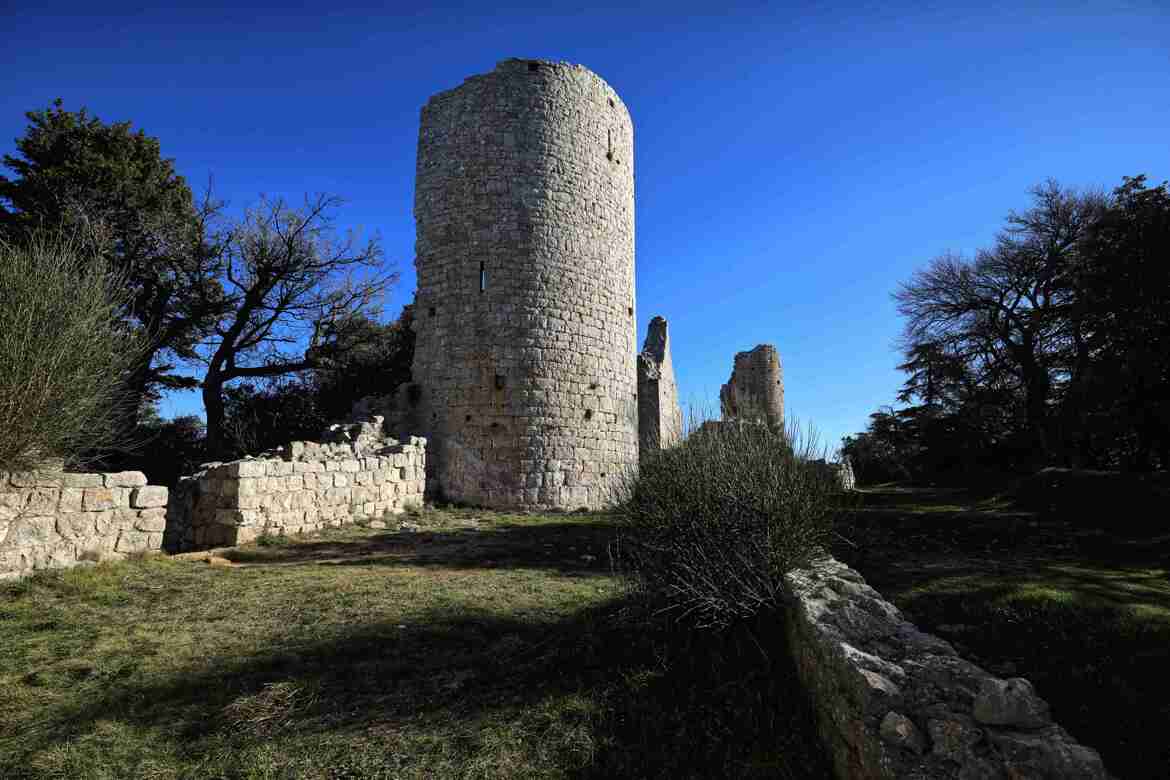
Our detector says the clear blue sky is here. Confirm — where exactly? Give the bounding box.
[3,1,1168,453]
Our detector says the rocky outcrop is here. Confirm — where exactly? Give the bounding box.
[637,316,683,457]
[781,556,1110,779]
[0,468,167,580]
[166,418,426,552]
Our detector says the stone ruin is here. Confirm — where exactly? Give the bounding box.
[166,419,426,551]
[719,343,784,429]
[637,316,683,456]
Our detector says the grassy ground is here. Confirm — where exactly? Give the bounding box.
[0,507,831,780]
[833,485,1170,780]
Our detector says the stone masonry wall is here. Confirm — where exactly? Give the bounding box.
[406,58,638,510]
[167,421,426,552]
[781,555,1109,779]
[720,344,784,430]
[0,469,167,580]
[637,315,683,456]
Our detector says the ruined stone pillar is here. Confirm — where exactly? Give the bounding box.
[637,316,683,456]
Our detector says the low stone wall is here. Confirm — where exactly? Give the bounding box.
[0,469,168,580]
[167,424,426,552]
[781,556,1110,779]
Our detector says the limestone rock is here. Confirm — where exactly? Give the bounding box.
[987,728,1108,778]
[928,716,984,761]
[880,711,926,754]
[130,486,168,509]
[973,677,1051,729]
[103,471,147,488]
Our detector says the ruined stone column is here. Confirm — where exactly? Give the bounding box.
[719,344,784,430]
[408,59,638,509]
[638,316,683,456]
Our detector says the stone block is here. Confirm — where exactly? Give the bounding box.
[58,487,85,512]
[61,473,104,488]
[10,470,63,488]
[115,528,151,553]
[880,711,926,755]
[133,508,168,532]
[973,677,1051,728]
[223,460,267,478]
[928,716,983,762]
[268,460,294,477]
[22,487,60,515]
[82,488,115,512]
[340,459,361,473]
[293,461,325,474]
[4,515,54,546]
[55,512,94,541]
[0,490,25,515]
[103,471,148,488]
[130,486,168,509]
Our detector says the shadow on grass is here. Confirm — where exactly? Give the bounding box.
[0,595,831,779]
[223,520,624,577]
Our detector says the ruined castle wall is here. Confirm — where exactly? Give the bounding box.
[409,58,638,509]
[167,430,426,552]
[637,316,683,455]
[0,469,167,580]
[720,344,784,429]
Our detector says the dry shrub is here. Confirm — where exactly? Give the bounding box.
[614,418,846,629]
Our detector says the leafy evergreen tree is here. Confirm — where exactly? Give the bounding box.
[0,99,225,423]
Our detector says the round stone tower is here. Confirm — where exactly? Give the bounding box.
[409,58,638,509]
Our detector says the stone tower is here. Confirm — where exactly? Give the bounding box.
[408,58,638,509]
[719,344,784,430]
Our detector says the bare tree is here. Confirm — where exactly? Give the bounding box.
[198,194,397,457]
[894,181,1106,464]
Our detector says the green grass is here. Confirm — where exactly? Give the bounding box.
[0,508,831,779]
[835,486,1170,780]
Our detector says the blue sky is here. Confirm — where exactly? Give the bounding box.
[3,1,1168,452]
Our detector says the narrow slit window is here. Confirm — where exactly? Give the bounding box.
[606,129,613,161]
[480,261,486,292]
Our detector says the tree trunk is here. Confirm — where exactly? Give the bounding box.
[1018,354,1051,468]
[202,372,227,460]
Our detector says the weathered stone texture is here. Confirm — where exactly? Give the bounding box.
[637,316,683,457]
[781,555,1109,779]
[166,420,426,552]
[402,58,638,510]
[0,469,167,580]
[719,344,784,429]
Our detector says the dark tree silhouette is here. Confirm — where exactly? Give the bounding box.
[198,193,397,457]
